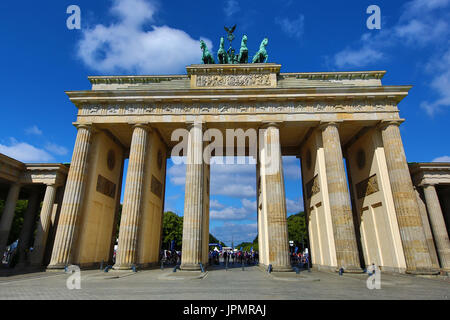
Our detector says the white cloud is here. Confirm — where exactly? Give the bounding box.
[224,0,240,18]
[25,125,43,136]
[432,155,450,162]
[0,138,53,162]
[45,143,68,156]
[286,197,304,214]
[282,156,301,180]
[421,48,450,116]
[275,14,305,39]
[210,199,225,210]
[77,0,212,74]
[210,198,256,221]
[331,0,450,115]
[334,44,384,69]
[211,222,258,245]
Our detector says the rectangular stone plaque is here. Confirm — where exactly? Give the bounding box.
[96,175,116,199]
[151,175,163,199]
[356,174,379,199]
[306,174,320,199]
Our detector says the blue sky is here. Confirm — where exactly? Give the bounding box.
[0,0,449,245]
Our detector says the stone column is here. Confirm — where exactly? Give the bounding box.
[260,123,291,272]
[423,184,450,271]
[30,184,58,267]
[0,182,21,254]
[320,121,362,272]
[113,124,150,270]
[181,122,204,271]
[415,187,440,270]
[379,120,435,273]
[48,124,93,269]
[17,189,41,267]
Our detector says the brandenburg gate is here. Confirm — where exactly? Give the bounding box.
[43,62,445,274]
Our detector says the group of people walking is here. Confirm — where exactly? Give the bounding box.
[209,250,258,266]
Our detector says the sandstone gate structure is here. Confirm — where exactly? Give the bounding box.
[9,63,445,274]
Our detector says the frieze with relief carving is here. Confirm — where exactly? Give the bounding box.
[196,74,272,87]
[79,99,398,116]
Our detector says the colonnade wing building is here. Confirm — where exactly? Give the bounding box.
[1,63,449,274]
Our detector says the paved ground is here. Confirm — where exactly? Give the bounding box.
[0,264,448,300]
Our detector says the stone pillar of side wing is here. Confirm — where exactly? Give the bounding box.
[422,184,450,272]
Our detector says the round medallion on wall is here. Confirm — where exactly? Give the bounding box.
[157,150,163,170]
[107,149,116,171]
[357,149,366,170]
[306,149,312,170]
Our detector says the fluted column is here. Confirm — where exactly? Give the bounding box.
[415,187,441,270]
[260,123,291,271]
[181,122,204,271]
[48,124,93,269]
[320,121,361,272]
[379,120,435,273]
[423,184,450,271]
[17,189,41,267]
[113,124,150,270]
[0,182,21,254]
[30,184,58,267]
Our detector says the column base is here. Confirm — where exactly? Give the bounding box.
[406,268,440,275]
[259,263,293,272]
[112,263,134,271]
[46,263,67,271]
[180,263,202,271]
[336,266,364,273]
[272,265,293,272]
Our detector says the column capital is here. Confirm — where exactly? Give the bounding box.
[73,122,93,130]
[129,122,152,132]
[186,121,204,131]
[318,120,343,131]
[421,182,437,188]
[377,119,405,130]
[259,121,282,130]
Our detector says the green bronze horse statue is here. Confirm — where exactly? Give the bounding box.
[252,38,269,63]
[238,35,248,64]
[200,40,215,64]
[217,37,228,64]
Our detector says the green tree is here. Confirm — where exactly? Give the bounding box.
[162,211,184,251]
[287,211,308,250]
